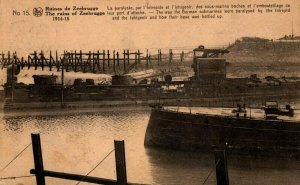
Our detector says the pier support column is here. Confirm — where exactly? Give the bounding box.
[114,140,127,185]
[215,150,229,185]
[31,134,46,185]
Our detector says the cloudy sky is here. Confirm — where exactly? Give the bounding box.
[0,0,299,53]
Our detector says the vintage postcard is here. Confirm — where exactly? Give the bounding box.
[0,0,300,185]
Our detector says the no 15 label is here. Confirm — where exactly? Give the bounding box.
[12,10,30,16]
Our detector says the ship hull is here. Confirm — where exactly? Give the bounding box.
[144,108,300,157]
[3,82,300,111]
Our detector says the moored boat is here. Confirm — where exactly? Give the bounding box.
[144,104,300,157]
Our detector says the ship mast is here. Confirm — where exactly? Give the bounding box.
[292,7,294,39]
[291,0,294,39]
[61,51,65,108]
[10,52,14,103]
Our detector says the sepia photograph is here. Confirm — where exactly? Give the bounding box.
[0,0,300,184]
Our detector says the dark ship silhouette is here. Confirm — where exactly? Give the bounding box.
[3,44,300,110]
[144,102,300,157]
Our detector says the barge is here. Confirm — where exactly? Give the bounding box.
[144,104,300,157]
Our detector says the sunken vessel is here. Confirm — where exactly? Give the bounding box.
[2,43,300,110]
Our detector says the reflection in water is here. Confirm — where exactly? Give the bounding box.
[146,147,300,185]
[145,147,216,185]
[1,108,300,185]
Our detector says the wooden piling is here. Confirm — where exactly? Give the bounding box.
[157,49,160,66]
[103,50,106,73]
[21,57,24,69]
[61,52,65,107]
[85,51,89,71]
[137,50,140,69]
[27,55,31,69]
[114,140,127,185]
[92,51,95,73]
[134,53,137,70]
[146,49,149,69]
[79,52,83,72]
[49,51,52,71]
[127,50,130,65]
[0,48,194,73]
[149,52,152,65]
[0,52,2,68]
[169,49,172,64]
[159,49,162,65]
[31,134,46,185]
[214,150,229,185]
[10,56,14,103]
[113,50,116,73]
[73,50,77,72]
[41,51,44,71]
[92,52,96,73]
[180,51,184,63]
[123,50,126,71]
[34,51,38,70]
[107,50,110,68]
[65,51,69,72]
[89,51,93,72]
[55,51,58,71]
[117,51,120,67]
[97,50,100,71]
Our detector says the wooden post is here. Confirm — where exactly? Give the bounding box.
[10,53,14,103]
[123,50,126,72]
[137,50,140,69]
[61,52,65,107]
[21,57,24,69]
[169,49,172,64]
[0,52,3,68]
[31,134,46,185]
[27,55,31,69]
[41,51,44,71]
[127,49,130,65]
[55,51,58,71]
[180,51,184,63]
[79,50,83,72]
[74,50,77,72]
[157,49,160,66]
[134,53,137,70]
[14,51,17,65]
[83,54,86,73]
[114,140,127,185]
[215,150,229,185]
[69,50,72,70]
[65,51,69,72]
[34,51,38,70]
[107,50,110,68]
[146,49,149,69]
[117,51,120,67]
[96,50,100,71]
[92,51,95,73]
[103,50,106,73]
[49,51,52,71]
[113,50,116,73]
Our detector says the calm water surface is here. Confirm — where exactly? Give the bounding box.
[0,107,300,185]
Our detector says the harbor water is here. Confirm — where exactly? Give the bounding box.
[1,107,300,185]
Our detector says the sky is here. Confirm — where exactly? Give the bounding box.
[0,0,299,54]
[0,0,299,84]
